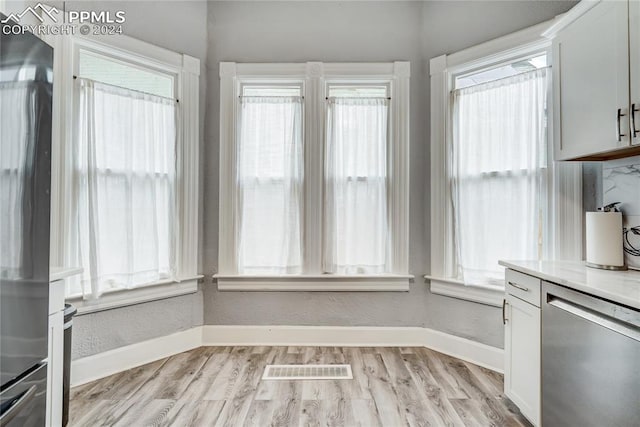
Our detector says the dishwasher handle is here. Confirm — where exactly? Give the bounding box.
[548,297,640,342]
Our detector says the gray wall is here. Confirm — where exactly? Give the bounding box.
[59,1,208,360]
[72,292,203,359]
[202,1,576,349]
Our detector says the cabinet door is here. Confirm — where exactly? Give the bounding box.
[504,294,540,426]
[554,0,630,160]
[631,0,640,145]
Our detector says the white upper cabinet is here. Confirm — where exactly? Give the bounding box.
[631,0,640,146]
[551,0,640,160]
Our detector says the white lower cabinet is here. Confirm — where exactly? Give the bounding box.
[47,280,65,426]
[504,292,541,426]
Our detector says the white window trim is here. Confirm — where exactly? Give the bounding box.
[45,26,201,311]
[215,274,413,292]
[68,276,202,315]
[218,62,411,291]
[428,20,583,307]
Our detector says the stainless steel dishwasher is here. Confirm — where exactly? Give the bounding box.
[542,281,640,427]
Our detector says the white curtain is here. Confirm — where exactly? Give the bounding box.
[72,78,176,299]
[236,96,303,274]
[452,68,549,287]
[324,97,389,274]
[0,82,32,279]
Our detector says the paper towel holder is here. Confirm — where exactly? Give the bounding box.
[586,202,628,271]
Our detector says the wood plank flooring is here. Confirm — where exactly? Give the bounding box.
[69,346,531,427]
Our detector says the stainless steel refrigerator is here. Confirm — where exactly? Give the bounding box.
[0,17,53,426]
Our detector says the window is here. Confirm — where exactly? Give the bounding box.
[236,85,304,274]
[70,52,176,298]
[324,85,389,274]
[48,32,201,312]
[452,63,549,287]
[218,62,411,291]
[428,24,583,306]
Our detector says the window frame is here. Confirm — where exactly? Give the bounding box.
[217,62,412,291]
[427,21,583,307]
[45,28,202,314]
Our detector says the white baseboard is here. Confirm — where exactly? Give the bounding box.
[420,327,503,373]
[202,325,503,373]
[70,327,202,387]
[71,325,503,387]
[201,325,427,347]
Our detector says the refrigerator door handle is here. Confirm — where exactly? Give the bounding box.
[0,385,37,427]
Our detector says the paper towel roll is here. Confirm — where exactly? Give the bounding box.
[586,212,624,269]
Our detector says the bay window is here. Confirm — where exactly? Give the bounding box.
[218,62,411,291]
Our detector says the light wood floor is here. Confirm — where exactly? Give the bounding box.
[69,346,531,427]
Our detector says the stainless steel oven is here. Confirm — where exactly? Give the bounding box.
[542,281,640,427]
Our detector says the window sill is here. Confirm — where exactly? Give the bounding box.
[425,276,504,307]
[67,276,202,315]
[214,274,412,292]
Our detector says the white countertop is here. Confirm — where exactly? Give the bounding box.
[50,267,83,282]
[499,260,640,309]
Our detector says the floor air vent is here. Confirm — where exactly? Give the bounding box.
[262,364,353,380]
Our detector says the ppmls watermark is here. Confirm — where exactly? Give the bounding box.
[1,3,126,36]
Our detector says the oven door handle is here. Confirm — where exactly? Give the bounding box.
[548,297,640,342]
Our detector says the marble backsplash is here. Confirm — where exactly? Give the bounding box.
[603,155,640,269]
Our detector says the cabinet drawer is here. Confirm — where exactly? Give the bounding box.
[506,269,541,307]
